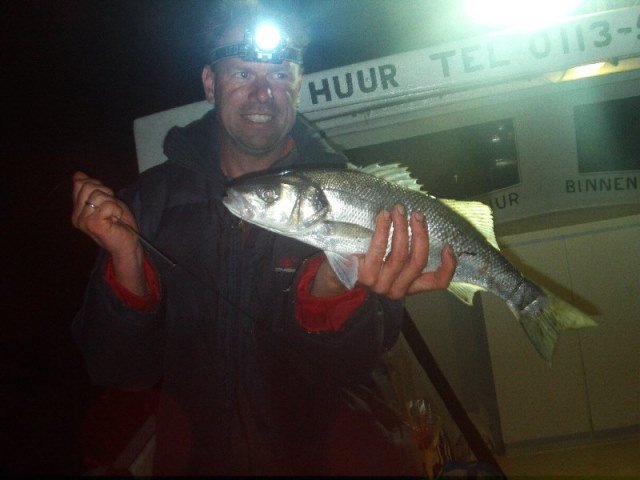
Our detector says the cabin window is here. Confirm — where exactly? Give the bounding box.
[574,95,640,174]
[344,119,520,198]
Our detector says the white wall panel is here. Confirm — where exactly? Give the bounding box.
[564,220,640,431]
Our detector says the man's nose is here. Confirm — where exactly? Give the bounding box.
[252,78,273,103]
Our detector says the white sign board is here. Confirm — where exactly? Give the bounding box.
[299,6,640,113]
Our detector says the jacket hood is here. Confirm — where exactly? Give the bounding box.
[162,108,346,179]
[163,108,221,180]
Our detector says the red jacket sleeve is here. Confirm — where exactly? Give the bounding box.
[295,255,367,332]
[104,254,161,313]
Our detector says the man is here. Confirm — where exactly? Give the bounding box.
[71,2,456,475]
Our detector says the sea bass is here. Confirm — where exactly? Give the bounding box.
[223,163,596,363]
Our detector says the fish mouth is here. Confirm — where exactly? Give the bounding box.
[222,190,254,221]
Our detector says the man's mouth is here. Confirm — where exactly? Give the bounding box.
[244,114,273,123]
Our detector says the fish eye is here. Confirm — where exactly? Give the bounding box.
[260,186,279,204]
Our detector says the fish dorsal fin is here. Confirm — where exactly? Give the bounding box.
[439,199,500,250]
[348,163,424,192]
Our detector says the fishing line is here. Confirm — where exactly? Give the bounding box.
[133,209,273,331]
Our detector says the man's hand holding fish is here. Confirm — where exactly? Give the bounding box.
[310,203,457,299]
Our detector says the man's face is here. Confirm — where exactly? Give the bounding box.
[204,25,303,156]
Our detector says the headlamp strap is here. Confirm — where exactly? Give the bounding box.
[212,43,250,63]
[211,43,303,65]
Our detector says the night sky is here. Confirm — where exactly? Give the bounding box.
[3,0,486,474]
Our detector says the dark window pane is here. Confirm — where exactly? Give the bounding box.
[575,95,640,174]
[343,119,520,198]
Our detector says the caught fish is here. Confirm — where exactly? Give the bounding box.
[223,163,596,363]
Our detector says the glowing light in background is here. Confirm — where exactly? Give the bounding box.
[464,0,583,30]
[568,61,606,77]
[561,61,607,81]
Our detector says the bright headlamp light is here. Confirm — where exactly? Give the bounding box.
[211,21,303,65]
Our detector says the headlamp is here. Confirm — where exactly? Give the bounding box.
[211,21,303,65]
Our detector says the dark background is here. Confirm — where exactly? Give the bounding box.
[2,0,494,474]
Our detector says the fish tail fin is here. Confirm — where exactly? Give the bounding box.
[519,290,597,365]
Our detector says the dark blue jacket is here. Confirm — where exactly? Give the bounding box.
[72,109,420,475]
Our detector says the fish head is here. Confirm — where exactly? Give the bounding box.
[223,170,330,234]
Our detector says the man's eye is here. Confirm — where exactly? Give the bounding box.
[260,187,279,204]
[273,72,289,81]
[233,71,249,80]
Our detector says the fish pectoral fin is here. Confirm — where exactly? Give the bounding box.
[325,251,360,290]
[447,282,485,305]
